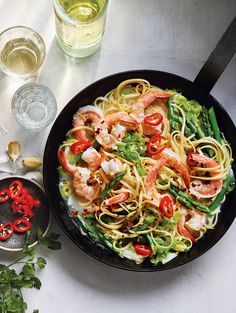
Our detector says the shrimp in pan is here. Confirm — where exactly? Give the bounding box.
[188,153,222,198]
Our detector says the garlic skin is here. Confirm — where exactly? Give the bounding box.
[7,141,21,162]
[22,157,42,169]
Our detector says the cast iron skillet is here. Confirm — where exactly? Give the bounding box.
[43,17,236,271]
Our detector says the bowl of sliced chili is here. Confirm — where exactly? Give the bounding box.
[0,176,51,251]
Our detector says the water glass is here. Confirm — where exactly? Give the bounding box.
[0,26,46,80]
[11,83,57,131]
[54,0,109,58]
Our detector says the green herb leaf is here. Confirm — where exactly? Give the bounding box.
[41,233,62,250]
[0,232,61,313]
[36,257,47,269]
[99,170,126,198]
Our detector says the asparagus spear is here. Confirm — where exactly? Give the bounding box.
[201,106,213,137]
[167,184,210,214]
[208,175,235,212]
[208,107,222,143]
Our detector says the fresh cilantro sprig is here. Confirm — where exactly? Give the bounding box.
[0,230,61,313]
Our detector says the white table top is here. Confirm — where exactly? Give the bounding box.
[0,0,236,312]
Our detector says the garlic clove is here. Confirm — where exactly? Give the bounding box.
[22,157,42,169]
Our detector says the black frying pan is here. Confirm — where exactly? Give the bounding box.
[43,17,236,271]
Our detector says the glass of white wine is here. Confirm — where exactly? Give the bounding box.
[0,26,46,80]
[54,0,109,58]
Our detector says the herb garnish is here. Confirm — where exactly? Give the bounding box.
[0,231,61,313]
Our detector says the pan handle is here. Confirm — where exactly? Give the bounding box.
[194,16,236,94]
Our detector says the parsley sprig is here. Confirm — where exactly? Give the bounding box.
[0,230,61,313]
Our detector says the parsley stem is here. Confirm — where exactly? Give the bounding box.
[0,255,26,272]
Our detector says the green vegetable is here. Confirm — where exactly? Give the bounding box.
[137,215,155,231]
[208,107,222,143]
[167,184,210,214]
[209,175,235,212]
[92,140,102,151]
[201,106,213,137]
[99,170,126,198]
[168,96,200,137]
[76,215,113,249]
[0,231,61,313]
[117,132,147,176]
[169,94,208,139]
[59,180,71,200]
[190,115,205,138]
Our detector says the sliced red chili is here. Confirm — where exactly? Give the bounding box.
[148,134,167,156]
[0,189,9,203]
[159,196,174,218]
[15,188,29,200]
[8,180,23,199]
[11,200,34,219]
[13,218,30,233]
[187,152,198,168]
[70,140,92,155]
[22,194,35,209]
[134,244,152,257]
[33,199,41,207]
[0,222,13,241]
[144,113,163,126]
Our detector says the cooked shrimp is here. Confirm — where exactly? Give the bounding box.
[111,123,127,140]
[105,191,129,206]
[185,208,206,232]
[58,147,76,175]
[154,148,190,187]
[131,90,171,121]
[95,123,118,150]
[81,147,104,172]
[73,167,97,201]
[145,157,167,194]
[95,112,138,149]
[141,121,162,136]
[105,112,138,130]
[73,105,103,140]
[101,159,123,177]
[188,153,222,198]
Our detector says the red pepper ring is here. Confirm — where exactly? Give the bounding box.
[70,140,92,155]
[13,218,31,233]
[0,189,9,203]
[134,244,152,257]
[144,113,163,126]
[15,188,29,200]
[0,222,13,241]
[8,180,23,199]
[148,134,167,156]
[159,196,174,218]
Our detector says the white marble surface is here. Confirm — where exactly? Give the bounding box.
[0,0,236,312]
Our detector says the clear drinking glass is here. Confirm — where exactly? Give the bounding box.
[0,26,46,80]
[54,0,109,58]
[11,83,57,131]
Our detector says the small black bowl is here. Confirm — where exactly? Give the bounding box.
[0,176,51,251]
